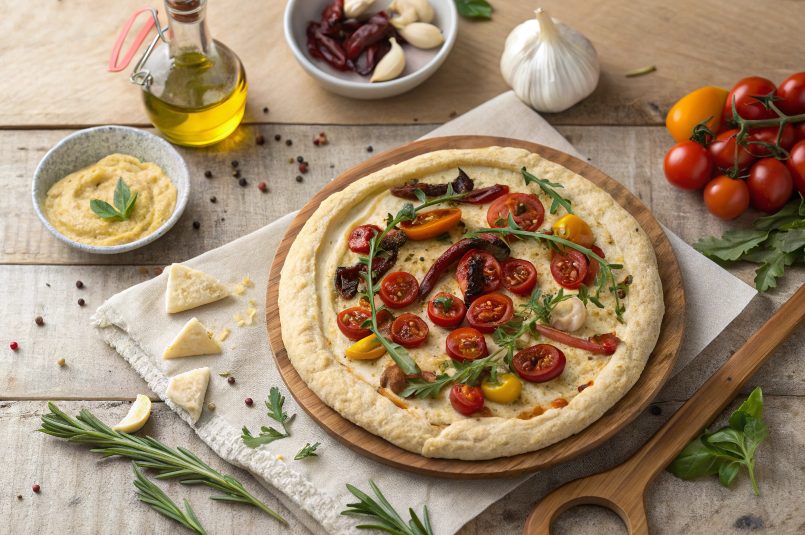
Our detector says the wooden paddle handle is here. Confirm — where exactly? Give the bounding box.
[524,283,805,535]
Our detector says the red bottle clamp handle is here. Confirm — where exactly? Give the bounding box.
[108,8,159,72]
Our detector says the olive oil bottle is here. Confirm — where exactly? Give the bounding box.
[139,0,247,147]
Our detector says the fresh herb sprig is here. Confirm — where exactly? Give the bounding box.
[454,0,492,19]
[401,353,504,399]
[432,295,453,312]
[668,387,768,495]
[38,402,286,524]
[522,167,573,215]
[242,387,292,447]
[90,177,138,220]
[693,194,805,291]
[132,461,208,535]
[342,480,434,535]
[294,442,321,460]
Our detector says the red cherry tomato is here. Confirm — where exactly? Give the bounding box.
[449,384,485,416]
[786,140,805,196]
[703,176,750,220]
[775,72,805,116]
[446,327,488,362]
[487,193,545,232]
[512,344,566,383]
[500,258,538,296]
[747,159,794,213]
[745,124,795,157]
[427,292,466,328]
[348,225,382,254]
[550,249,588,289]
[390,313,429,348]
[722,76,777,125]
[378,271,419,309]
[337,307,393,340]
[456,249,502,298]
[663,140,713,190]
[795,123,805,144]
[583,245,605,286]
[466,293,514,334]
[708,129,757,171]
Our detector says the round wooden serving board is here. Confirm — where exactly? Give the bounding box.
[266,136,686,479]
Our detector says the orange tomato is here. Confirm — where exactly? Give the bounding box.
[400,208,462,240]
[551,214,594,251]
[666,87,729,143]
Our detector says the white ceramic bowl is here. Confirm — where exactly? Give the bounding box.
[284,0,458,99]
[32,126,190,255]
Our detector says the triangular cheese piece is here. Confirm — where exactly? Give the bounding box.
[166,263,231,313]
[165,367,210,424]
[163,318,222,359]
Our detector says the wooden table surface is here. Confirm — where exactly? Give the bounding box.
[3,1,805,534]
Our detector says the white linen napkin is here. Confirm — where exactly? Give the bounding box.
[93,91,757,535]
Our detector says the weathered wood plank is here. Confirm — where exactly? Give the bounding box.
[1,0,802,127]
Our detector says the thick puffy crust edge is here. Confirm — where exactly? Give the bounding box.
[279,147,664,460]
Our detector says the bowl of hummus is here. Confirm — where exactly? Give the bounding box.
[32,126,190,254]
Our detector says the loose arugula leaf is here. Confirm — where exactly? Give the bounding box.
[342,480,434,535]
[432,295,453,312]
[294,442,321,460]
[754,251,787,292]
[414,188,427,204]
[454,0,492,19]
[522,167,573,215]
[753,193,805,230]
[767,228,805,253]
[90,177,138,221]
[241,387,293,447]
[692,229,769,261]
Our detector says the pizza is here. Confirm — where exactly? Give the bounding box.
[278,147,663,460]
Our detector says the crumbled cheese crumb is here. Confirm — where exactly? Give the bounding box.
[249,298,256,306]
[276,455,284,460]
[235,284,245,295]
[234,313,245,327]
[242,275,254,287]
[217,328,231,342]
[244,307,257,326]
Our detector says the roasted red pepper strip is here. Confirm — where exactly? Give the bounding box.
[533,325,621,355]
[343,12,390,60]
[335,252,398,299]
[315,31,350,71]
[418,235,510,300]
[306,23,324,59]
[461,185,510,204]
[319,0,344,36]
[390,169,475,200]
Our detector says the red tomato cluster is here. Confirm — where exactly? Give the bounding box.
[663,72,805,220]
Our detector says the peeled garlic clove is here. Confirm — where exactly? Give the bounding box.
[371,37,405,83]
[402,0,434,23]
[550,297,587,332]
[388,0,418,29]
[398,22,444,49]
[344,0,377,18]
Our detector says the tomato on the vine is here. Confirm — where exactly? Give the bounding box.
[795,122,805,144]
[703,176,750,220]
[663,140,713,190]
[449,384,485,416]
[786,140,805,196]
[775,72,805,116]
[665,86,729,143]
[708,129,757,171]
[745,124,795,157]
[722,77,777,125]
[747,159,793,213]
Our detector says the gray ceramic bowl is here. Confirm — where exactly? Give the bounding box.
[32,126,190,255]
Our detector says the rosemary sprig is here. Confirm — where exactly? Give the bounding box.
[38,402,286,525]
[342,479,434,535]
[132,461,207,535]
[294,442,321,460]
[241,386,293,448]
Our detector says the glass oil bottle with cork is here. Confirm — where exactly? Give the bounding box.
[110,0,247,147]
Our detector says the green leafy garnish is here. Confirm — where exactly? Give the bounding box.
[454,0,492,19]
[432,295,453,312]
[401,354,503,399]
[90,177,138,220]
[524,288,574,325]
[242,387,292,447]
[522,167,573,215]
[668,387,767,495]
[294,442,321,460]
[132,461,208,535]
[342,479,434,535]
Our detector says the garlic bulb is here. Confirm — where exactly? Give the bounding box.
[398,23,444,49]
[500,9,600,113]
[371,38,405,82]
[550,297,587,332]
[344,0,376,18]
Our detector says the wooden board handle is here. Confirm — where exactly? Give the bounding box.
[524,283,805,535]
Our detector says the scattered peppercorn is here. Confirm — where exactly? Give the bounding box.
[258,182,267,192]
[367,146,373,152]
[207,403,216,410]
[57,357,66,366]
[286,139,292,146]
[35,316,44,325]
[209,196,217,203]
[204,170,212,178]
[228,376,235,384]
[139,267,148,275]
[313,138,320,145]
[413,118,418,122]
[295,175,303,183]
[450,111,457,117]
[263,107,269,114]
[16,494,21,499]
[288,157,293,163]
[238,177,247,187]
[275,134,281,141]
[231,161,239,168]
[256,135,264,145]
[320,136,327,145]
[193,221,200,229]
[245,398,253,406]
[10,342,18,350]
[233,170,240,178]
[299,163,308,173]
[78,299,85,306]
[154,267,163,275]
[76,281,84,288]
[650,406,662,416]
[297,156,304,163]
[419,257,425,262]
[319,131,325,136]
[32,485,40,493]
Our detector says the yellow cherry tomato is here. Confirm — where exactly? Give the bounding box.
[481,373,522,404]
[551,214,594,252]
[345,334,387,360]
[666,86,729,143]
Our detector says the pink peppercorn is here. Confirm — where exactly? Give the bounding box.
[319,131,325,136]
[245,398,253,406]
[258,182,267,192]
[313,138,320,145]
[32,485,40,492]
[10,342,18,350]
[299,163,308,173]
[228,376,235,384]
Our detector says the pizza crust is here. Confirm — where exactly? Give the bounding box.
[279,147,663,460]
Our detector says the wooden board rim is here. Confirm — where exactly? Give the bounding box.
[265,135,686,479]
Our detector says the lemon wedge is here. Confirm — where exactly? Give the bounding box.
[113,394,152,433]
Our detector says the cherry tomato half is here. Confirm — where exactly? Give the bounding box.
[512,344,566,383]
[550,249,588,289]
[663,140,713,190]
[487,193,545,232]
[348,224,382,254]
[747,159,793,213]
[703,176,750,220]
[500,258,538,296]
[583,245,605,286]
[481,373,522,404]
[456,249,502,298]
[745,124,795,157]
[427,292,466,328]
[551,214,595,250]
[722,76,777,125]
[378,271,419,309]
[708,129,757,172]
[786,140,805,196]
[337,308,393,340]
[466,293,514,334]
[446,327,488,362]
[449,384,485,416]
[665,86,729,143]
[775,72,805,116]
[400,209,462,240]
[390,313,429,348]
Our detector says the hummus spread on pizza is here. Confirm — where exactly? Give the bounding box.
[279,147,663,460]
